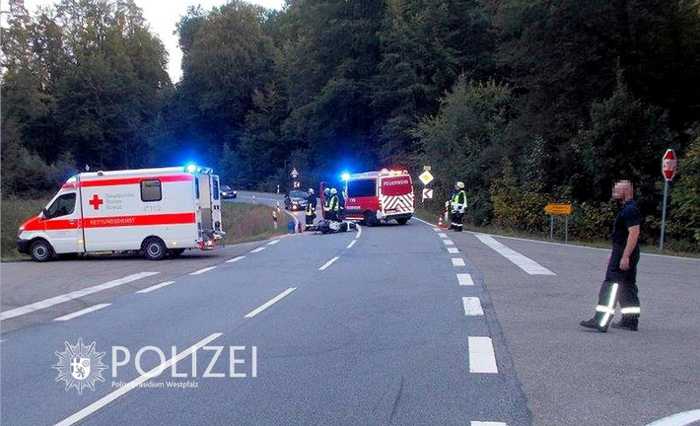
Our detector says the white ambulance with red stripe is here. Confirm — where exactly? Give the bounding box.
[17,166,224,261]
[342,169,414,226]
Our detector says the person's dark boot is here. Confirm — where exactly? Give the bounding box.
[611,319,638,331]
[580,318,608,332]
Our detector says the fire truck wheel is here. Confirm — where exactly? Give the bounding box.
[396,218,409,225]
[142,237,167,260]
[169,248,186,258]
[30,239,53,262]
[363,211,378,227]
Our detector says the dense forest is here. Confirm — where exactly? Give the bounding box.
[2,0,699,249]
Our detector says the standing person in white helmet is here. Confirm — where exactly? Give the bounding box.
[327,188,341,221]
[448,181,467,232]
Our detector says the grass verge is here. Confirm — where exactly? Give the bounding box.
[1,198,285,261]
[221,203,286,245]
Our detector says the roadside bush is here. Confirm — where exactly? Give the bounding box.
[1,198,49,260]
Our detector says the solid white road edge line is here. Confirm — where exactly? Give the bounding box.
[347,240,356,249]
[438,233,448,238]
[226,255,246,263]
[475,234,555,275]
[136,281,176,294]
[53,304,111,322]
[646,409,700,426]
[244,288,296,319]
[471,422,507,426]
[319,256,340,271]
[447,247,459,254]
[462,297,484,316]
[452,258,466,267]
[250,247,266,254]
[189,266,216,275]
[0,272,158,321]
[54,333,222,426]
[267,239,280,246]
[457,273,474,286]
[468,336,498,374]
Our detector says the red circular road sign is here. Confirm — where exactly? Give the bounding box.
[662,149,677,181]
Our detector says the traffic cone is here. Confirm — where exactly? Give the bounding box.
[438,215,445,228]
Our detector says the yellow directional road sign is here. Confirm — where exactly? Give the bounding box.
[544,203,573,215]
[419,170,434,186]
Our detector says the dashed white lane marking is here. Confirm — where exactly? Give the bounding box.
[319,256,340,271]
[468,336,498,374]
[267,239,280,246]
[226,255,246,263]
[451,258,466,267]
[447,247,459,254]
[475,234,555,276]
[443,239,455,246]
[647,409,700,426]
[136,281,176,294]
[471,422,507,426]
[189,266,216,275]
[250,246,266,253]
[0,272,158,321]
[54,304,111,322]
[462,297,484,316]
[346,240,356,249]
[244,288,296,318]
[55,332,222,426]
[438,233,448,238]
[457,273,474,286]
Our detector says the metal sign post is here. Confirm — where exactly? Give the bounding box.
[659,149,678,251]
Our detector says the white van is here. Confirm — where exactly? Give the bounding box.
[17,166,224,261]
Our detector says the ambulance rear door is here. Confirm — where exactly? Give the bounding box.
[211,175,223,235]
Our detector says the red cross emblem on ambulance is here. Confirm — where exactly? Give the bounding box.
[89,194,104,210]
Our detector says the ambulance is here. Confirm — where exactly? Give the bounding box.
[16,166,224,261]
[340,169,415,226]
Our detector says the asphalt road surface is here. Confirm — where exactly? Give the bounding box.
[1,193,698,425]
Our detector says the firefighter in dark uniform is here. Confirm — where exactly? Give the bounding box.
[327,188,340,222]
[322,187,331,219]
[448,181,467,232]
[304,188,317,230]
[581,180,642,332]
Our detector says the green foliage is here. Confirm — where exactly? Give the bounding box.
[414,76,514,225]
[3,0,700,251]
[668,134,700,247]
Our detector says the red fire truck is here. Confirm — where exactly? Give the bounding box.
[329,169,415,226]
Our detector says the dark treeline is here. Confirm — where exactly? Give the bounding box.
[2,0,699,249]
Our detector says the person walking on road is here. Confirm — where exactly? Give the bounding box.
[580,180,642,332]
[448,181,468,232]
[305,188,317,230]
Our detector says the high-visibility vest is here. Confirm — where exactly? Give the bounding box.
[329,194,340,211]
[451,190,467,209]
[305,201,315,216]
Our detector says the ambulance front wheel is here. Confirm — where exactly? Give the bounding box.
[30,239,53,262]
[142,237,167,260]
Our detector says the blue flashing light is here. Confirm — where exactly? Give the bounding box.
[340,171,351,181]
[186,164,198,173]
